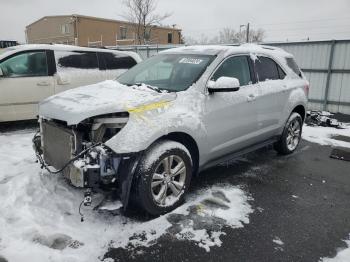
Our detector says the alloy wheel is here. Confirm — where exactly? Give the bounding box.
[151,155,187,206]
[286,118,301,151]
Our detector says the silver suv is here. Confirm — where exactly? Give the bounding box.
[34,44,309,215]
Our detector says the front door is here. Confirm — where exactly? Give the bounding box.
[204,55,259,161]
[0,50,55,122]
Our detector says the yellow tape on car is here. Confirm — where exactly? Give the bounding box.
[127,100,171,114]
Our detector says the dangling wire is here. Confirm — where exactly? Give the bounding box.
[32,132,102,175]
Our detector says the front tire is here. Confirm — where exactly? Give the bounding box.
[274,112,303,155]
[133,140,192,216]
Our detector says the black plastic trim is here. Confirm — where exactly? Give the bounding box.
[199,137,279,172]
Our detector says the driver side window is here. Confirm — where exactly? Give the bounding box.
[0,51,48,78]
[212,56,252,86]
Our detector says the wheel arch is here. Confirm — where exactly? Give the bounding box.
[154,132,200,177]
[292,104,306,121]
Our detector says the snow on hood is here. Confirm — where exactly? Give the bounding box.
[39,80,176,125]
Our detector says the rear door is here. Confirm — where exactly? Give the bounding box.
[204,55,259,160]
[254,56,289,139]
[0,50,55,121]
[54,50,103,94]
[98,52,137,79]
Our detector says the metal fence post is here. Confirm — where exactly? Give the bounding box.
[147,46,150,58]
[323,40,336,111]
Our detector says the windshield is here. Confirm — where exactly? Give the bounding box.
[117,53,214,92]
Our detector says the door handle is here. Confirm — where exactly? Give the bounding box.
[37,81,50,86]
[247,94,256,102]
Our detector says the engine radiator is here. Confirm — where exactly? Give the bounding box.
[42,121,82,170]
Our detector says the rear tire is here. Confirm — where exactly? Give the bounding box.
[133,140,192,216]
[274,112,303,155]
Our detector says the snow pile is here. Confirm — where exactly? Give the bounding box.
[170,185,253,252]
[0,131,253,262]
[302,124,350,148]
[272,237,284,246]
[322,241,350,262]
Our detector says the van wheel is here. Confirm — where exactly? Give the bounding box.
[133,140,192,216]
[274,112,303,155]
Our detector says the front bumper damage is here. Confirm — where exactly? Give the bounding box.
[33,119,143,210]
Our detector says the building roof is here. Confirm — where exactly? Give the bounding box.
[26,14,181,32]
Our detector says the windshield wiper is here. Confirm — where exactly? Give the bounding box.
[134,83,162,93]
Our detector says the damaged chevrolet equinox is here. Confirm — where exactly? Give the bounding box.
[34,44,309,215]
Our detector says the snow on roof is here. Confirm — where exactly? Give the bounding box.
[11,44,115,53]
[162,44,293,58]
[0,44,142,62]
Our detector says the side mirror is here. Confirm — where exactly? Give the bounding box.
[0,67,4,77]
[208,77,240,93]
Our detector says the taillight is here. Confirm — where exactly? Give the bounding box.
[304,83,310,96]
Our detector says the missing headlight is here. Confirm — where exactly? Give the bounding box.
[82,112,129,143]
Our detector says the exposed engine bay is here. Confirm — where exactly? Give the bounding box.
[33,112,141,213]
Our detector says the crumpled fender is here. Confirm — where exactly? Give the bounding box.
[105,91,208,155]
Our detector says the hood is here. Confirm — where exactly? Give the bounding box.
[39,80,176,125]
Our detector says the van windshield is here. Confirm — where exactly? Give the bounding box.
[117,54,214,92]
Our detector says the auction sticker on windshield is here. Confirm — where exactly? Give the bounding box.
[179,58,203,64]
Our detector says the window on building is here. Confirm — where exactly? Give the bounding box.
[55,51,98,69]
[120,26,127,40]
[212,56,252,86]
[99,52,137,70]
[61,24,70,34]
[168,32,173,44]
[0,51,48,77]
[255,56,285,82]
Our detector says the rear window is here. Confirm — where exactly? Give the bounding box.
[286,57,302,77]
[55,51,98,69]
[255,56,286,82]
[99,52,137,70]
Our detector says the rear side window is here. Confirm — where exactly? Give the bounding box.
[212,56,252,86]
[286,57,302,77]
[0,51,48,77]
[255,56,282,82]
[99,52,137,70]
[55,51,98,70]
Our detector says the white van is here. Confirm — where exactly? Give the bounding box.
[0,44,142,122]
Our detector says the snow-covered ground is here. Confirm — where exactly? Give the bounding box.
[302,124,350,148]
[322,240,350,262]
[0,121,349,262]
[0,130,253,262]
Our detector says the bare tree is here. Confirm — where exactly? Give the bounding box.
[184,27,265,45]
[122,0,171,44]
[248,28,265,43]
[218,28,239,44]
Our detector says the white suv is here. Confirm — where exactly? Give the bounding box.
[0,44,141,122]
[34,44,309,215]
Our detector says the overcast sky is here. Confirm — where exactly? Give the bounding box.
[1,0,350,43]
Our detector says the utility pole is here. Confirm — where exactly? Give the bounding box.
[246,23,250,43]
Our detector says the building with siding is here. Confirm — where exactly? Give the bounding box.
[25,14,182,47]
